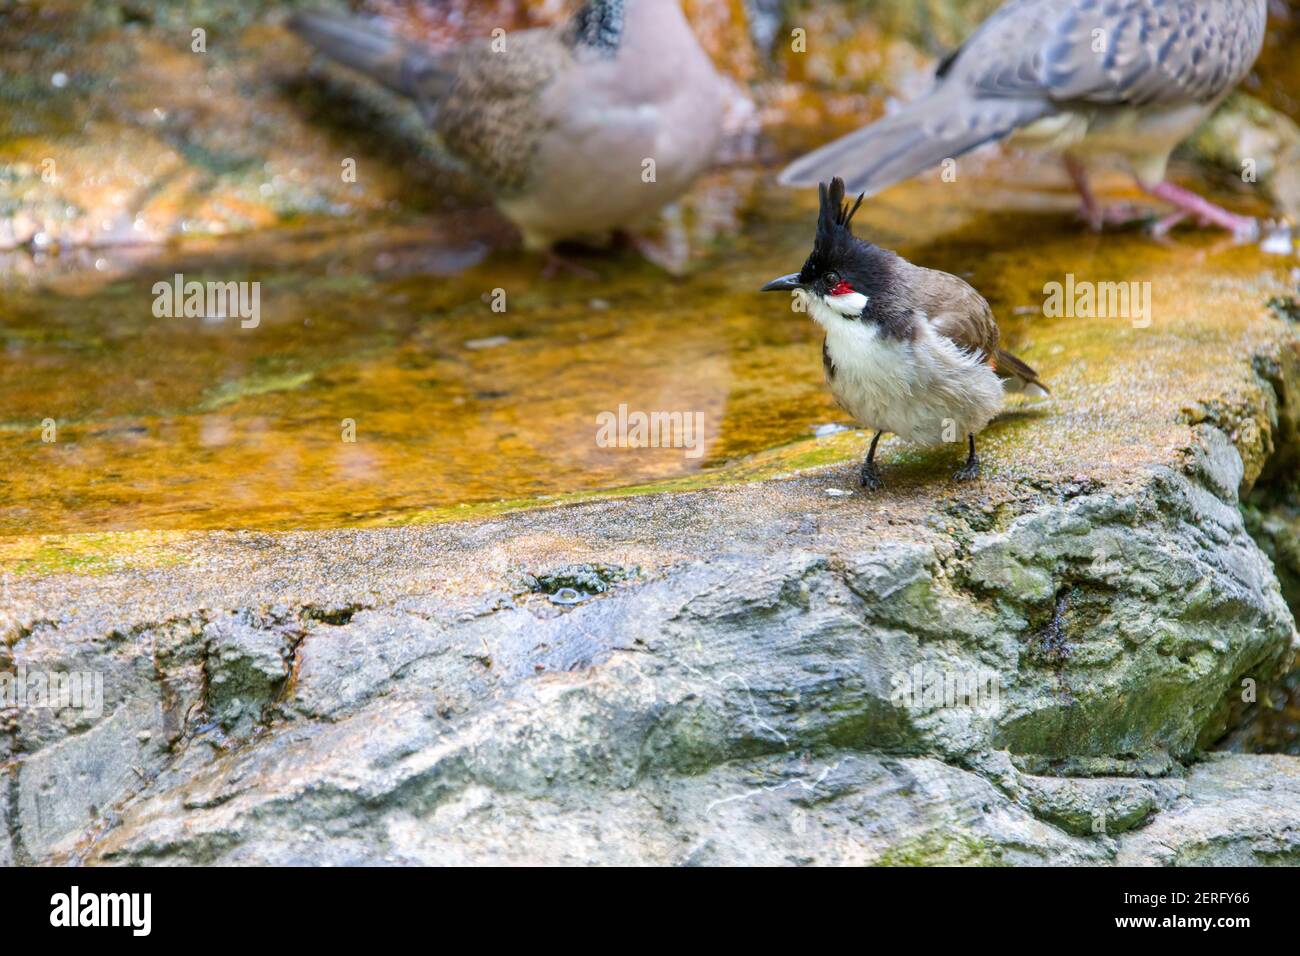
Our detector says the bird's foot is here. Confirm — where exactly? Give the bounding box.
[1077,201,1102,232]
[1073,198,1157,231]
[1142,180,1259,240]
[952,456,981,483]
[859,461,884,492]
[1149,210,1190,239]
[1108,203,1152,224]
[618,230,690,277]
[1066,157,1104,231]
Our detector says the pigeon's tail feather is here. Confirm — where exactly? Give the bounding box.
[778,91,1050,196]
[289,11,446,101]
[996,348,1049,397]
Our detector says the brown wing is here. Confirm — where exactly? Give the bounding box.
[904,262,1000,361]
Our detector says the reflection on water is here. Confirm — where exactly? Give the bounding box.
[0,157,1291,533]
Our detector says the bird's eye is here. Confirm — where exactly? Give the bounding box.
[824,272,840,288]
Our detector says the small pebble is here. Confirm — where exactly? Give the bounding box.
[464,335,510,350]
[825,488,852,498]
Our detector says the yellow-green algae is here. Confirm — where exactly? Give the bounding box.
[875,829,1006,867]
[0,532,188,577]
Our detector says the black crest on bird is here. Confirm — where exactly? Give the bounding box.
[811,177,866,273]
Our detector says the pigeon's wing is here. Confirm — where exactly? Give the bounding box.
[780,0,1266,193]
[431,31,571,193]
[952,0,1267,107]
[291,11,462,111]
[291,10,570,195]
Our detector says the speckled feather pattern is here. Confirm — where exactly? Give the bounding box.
[954,0,1268,107]
[429,32,570,193]
[781,0,1268,195]
[410,1,629,194]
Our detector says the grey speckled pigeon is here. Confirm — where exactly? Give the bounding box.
[780,0,1269,236]
[291,0,730,252]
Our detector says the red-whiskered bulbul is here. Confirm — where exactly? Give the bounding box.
[290,0,732,252]
[779,0,1269,238]
[762,178,1048,490]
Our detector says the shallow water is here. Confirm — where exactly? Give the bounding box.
[0,153,1288,534]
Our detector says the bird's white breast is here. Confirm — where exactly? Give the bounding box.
[807,294,1003,447]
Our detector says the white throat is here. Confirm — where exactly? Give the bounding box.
[800,289,869,327]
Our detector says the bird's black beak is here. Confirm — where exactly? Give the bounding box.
[760,273,803,293]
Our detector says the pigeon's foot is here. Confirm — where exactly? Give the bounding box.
[541,248,600,280]
[1142,180,1259,240]
[1065,157,1120,231]
[1083,203,1156,231]
[1150,210,1190,239]
[616,230,690,277]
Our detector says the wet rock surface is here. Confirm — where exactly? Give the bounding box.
[5,366,1300,862]
[1116,755,1300,866]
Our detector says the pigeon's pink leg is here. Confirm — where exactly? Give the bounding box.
[1064,157,1102,231]
[1064,158,1148,229]
[1150,211,1190,239]
[1141,180,1259,238]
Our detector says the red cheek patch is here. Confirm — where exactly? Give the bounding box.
[830,280,855,296]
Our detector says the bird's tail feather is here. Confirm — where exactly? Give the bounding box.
[996,348,1049,398]
[778,92,1049,196]
[289,11,444,101]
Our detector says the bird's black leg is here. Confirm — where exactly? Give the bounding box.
[953,434,981,482]
[860,431,885,491]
